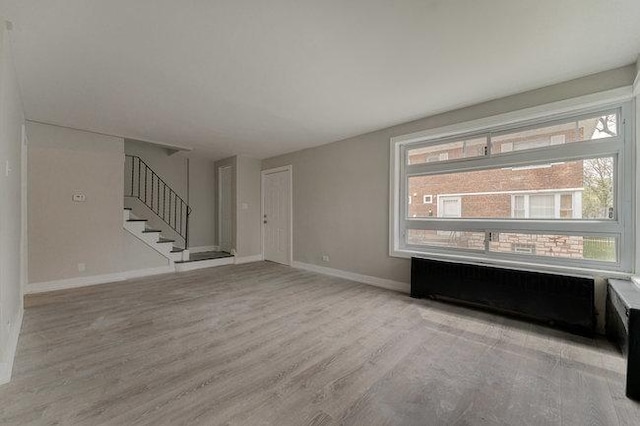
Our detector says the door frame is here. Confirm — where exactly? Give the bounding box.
[261,165,293,266]
[218,165,233,253]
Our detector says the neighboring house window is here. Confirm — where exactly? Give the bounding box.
[391,100,632,273]
[511,192,579,219]
[498,133,567,153]
[438,196,461,218]
[560,194,573,218]
[513,195,525,218]
[529,194,555,218]
[423,195,433,204]
[426,152,449,162]
[513,243,535,254]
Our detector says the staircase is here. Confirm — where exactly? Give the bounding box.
[123,155,191,263]
[123,208,189,262]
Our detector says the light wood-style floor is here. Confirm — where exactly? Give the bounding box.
[1,262,639,425]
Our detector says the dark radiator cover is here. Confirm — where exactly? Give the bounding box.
[606,279,640,400]
[411,257,595,336]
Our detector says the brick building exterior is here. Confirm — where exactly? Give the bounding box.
[406,123,603,259]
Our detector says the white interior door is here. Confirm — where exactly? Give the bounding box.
[263,167,291,265]
[218,166,233,253]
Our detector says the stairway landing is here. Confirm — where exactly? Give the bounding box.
[174,251,234,272]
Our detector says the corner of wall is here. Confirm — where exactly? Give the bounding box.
[0,21,27,386]
[0,304,24,385]
[633,55,639,96]
[635,58,640,276]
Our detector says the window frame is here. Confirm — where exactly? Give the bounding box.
[390,89,635,276]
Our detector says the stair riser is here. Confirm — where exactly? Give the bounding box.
[123,209,189,262]
[154,243,175,254]
[168,252,184,262]
[138,232,163,246]
[124,221,147,233]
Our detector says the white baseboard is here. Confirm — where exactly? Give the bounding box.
[189,245,220,254]
[174,256,235,272]
[25,265,175,294]
[0,307,24,385]
[235,254,264,265]
[292,261,410,294]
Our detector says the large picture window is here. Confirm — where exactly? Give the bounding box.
[390,99,633,274]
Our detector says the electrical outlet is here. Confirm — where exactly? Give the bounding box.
[72,192,86,202]
[322,255,330,262]
[77,263,86,272]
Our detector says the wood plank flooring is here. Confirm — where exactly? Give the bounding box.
[1,261,639,425]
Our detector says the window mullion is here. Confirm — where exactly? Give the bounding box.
[405,218,621,234]
[405,140,621,176]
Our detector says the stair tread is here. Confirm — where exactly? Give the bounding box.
[124,207,132,210]
[174,252,233,263]
[170,248,184,253]
[142,229,162,233]
[127,219,147,222]
[157,238,175,244]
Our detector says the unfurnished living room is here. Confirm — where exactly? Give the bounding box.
[1,1,640,425]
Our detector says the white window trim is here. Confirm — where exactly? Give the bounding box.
[389,87,635,276]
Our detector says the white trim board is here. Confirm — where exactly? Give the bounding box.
[189,245,220,254]
[0,307,24,385]
[292,261,410,294]
[25,265,175,294]
[235,254,264,265]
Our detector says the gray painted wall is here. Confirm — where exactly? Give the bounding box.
[0,24,25,380]
[236,156,262,258]
[27,122,167,285]
[262,65,637,289]
[188,156,216,249]
[213,155,261,257]
[214,156,237,251]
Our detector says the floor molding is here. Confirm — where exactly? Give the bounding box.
[235,254,264,265]
[0,307,24,385]
[25,265,175,294]
[292,261,410,294]
[189,245,220,254]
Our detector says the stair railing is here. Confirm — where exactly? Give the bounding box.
[125,155,191,248]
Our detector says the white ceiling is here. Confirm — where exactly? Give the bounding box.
[1,1,640,160]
